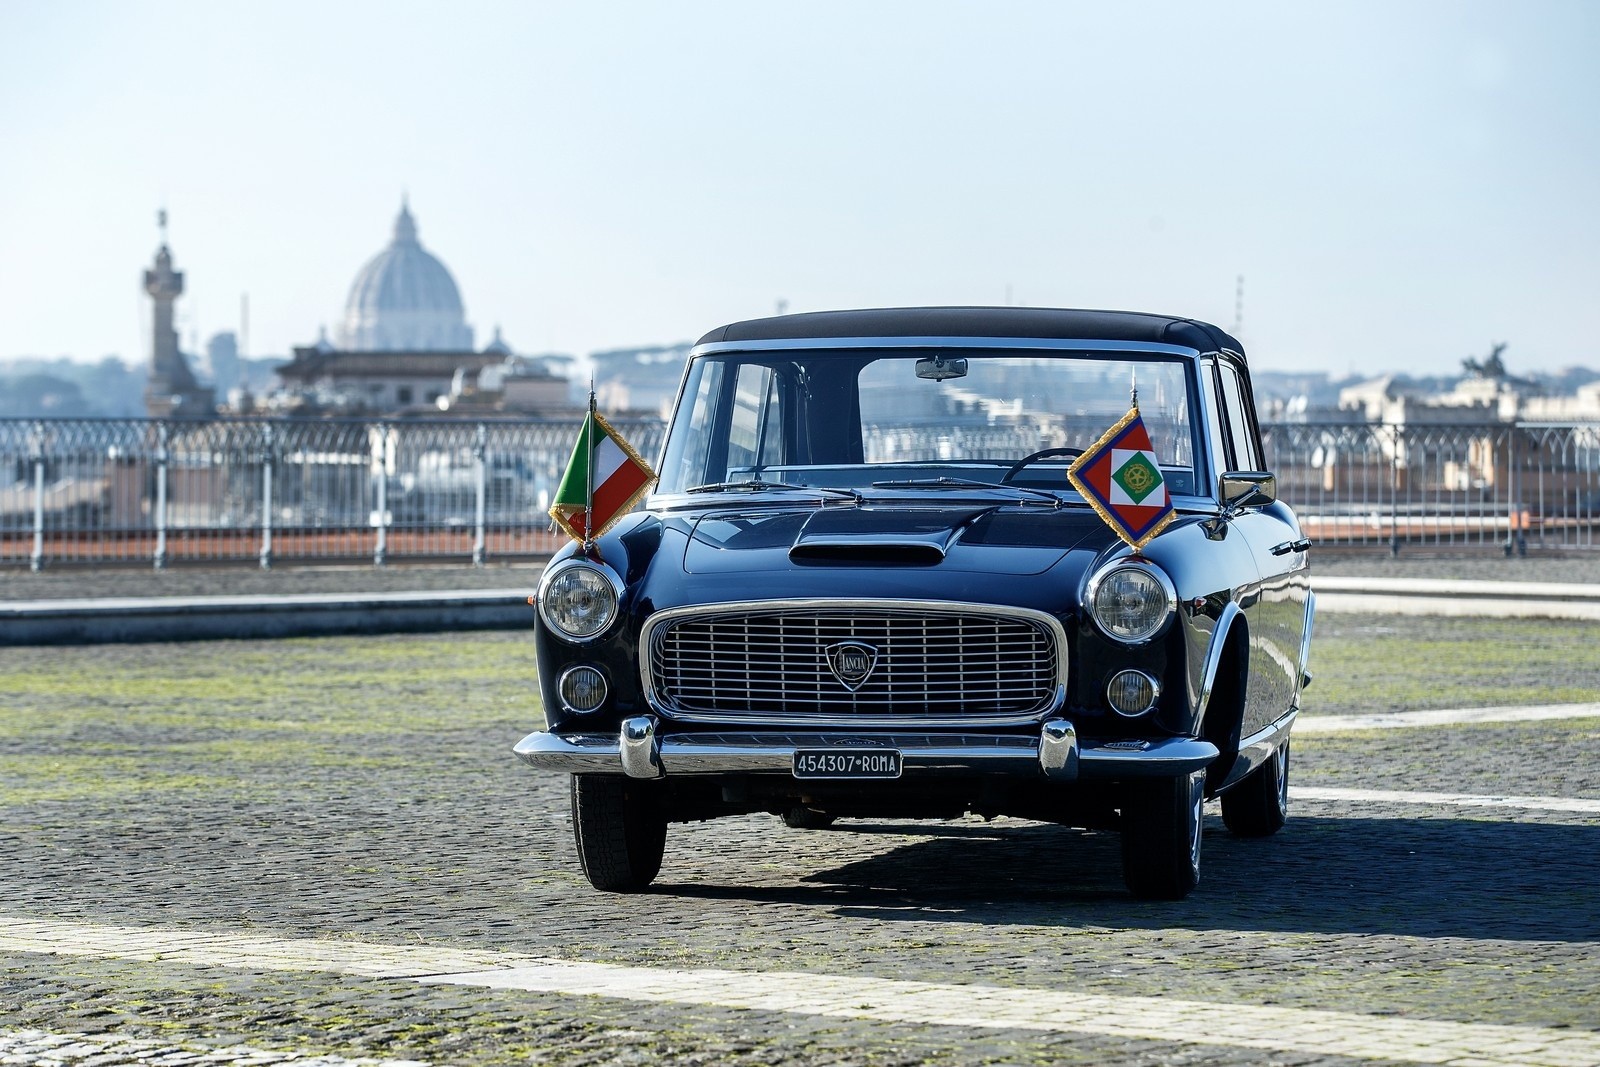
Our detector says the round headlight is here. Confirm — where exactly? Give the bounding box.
[1087,562,1175,644]
[538,559,622,640]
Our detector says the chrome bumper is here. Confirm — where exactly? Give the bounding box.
[513,716,1218,782]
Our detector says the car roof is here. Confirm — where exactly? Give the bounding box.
[695,306,1245,360]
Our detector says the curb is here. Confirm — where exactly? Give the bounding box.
[0,589,537,645]
[1313,577,1600,620]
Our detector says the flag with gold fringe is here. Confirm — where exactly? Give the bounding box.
[548,406,657,544]
[1066,405,1176,551]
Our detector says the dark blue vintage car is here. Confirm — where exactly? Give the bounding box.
[516,307,1314,899]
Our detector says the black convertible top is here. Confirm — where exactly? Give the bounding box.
[696,306,1244,360]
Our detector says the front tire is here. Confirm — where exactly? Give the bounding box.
[571,775,667,892]
[1121,770,1205,900]
[1221,738,1290,838]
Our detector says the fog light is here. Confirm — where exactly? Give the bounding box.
[1106,669,1159,717]
[558,666,608,714]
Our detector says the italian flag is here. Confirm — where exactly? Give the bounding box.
[548,410,657,543]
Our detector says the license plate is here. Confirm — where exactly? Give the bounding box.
[792,749,902,780]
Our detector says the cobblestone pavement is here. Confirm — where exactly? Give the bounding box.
[1,634,1598,1065]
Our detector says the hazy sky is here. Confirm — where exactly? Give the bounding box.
[2,0,1596,376]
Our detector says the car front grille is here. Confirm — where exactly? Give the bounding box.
[643,601,1065,726]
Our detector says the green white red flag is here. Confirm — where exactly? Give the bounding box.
[548,409,656,544]
[1066,404,1176,551]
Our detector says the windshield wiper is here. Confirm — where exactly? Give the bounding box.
[687,480,861,502]
[870,477,1062,507]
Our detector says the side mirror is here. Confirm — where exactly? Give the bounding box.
[1219,471,1277,508]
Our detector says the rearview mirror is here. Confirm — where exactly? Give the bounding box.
[915,354,968,381]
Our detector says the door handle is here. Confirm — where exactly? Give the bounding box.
[1270,538,1312,556]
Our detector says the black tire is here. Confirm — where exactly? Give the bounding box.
[571,774,667,892]
[1221,738,1290,838]
[1121,770,1205,900]
[780,806,837,830]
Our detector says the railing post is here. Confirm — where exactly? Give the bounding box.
[371,422,388,568]
[29,421,45,572]
[259,423,274,570]
[1387,424,1401,557]
[1505,424,1524,558]
[153,423,169,570]
[472,423,487,567]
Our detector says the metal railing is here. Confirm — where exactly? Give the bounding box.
[4,417,1599,570]
[1263,421,1600,554]
[0,417,665,570]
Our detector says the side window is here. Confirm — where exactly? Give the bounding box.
[1217,362,1263,471]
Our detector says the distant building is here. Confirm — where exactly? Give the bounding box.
[339,199,474,351]
[205,331,241,396]
[591,343,692,417]
[275,201,576,415]
[142,214,215,418]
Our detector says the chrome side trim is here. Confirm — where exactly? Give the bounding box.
[639,597,1070,728]
[1215,709,1297,793]
[513,727,1217,779]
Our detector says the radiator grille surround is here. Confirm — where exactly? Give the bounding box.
[641,599,1068,727]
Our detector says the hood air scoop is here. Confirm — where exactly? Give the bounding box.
[787,508,989,565]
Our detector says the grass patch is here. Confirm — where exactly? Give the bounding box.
[1304,613,1600,715]
[0,631,543,802]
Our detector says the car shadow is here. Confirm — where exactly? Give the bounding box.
[657,814,1600,943]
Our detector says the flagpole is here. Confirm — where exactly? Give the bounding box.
[584,381,595,550]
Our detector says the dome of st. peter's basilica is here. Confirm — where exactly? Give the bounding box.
[339,201,474,351]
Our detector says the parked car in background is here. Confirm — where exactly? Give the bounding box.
[516,307,1314,899]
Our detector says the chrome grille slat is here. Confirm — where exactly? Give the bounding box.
[645,601,1063,726]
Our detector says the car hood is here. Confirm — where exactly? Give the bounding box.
[683,504,1116,577]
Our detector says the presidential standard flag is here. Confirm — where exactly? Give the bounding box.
[1066,405,1176,551]
[548,409,657,544]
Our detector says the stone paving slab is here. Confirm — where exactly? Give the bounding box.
[6,917,1598,1067]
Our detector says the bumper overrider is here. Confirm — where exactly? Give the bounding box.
[514,716,1218,781]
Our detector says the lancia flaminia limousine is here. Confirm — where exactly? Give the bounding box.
[516,307,1314,900]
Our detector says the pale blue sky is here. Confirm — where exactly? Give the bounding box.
[1,0,1596,376]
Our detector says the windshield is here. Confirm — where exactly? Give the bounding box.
[655,348,1200,497]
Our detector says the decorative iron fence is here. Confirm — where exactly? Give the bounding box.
[0,417,665,570]
[1263,421,1600,554]
[4,417,1599,570]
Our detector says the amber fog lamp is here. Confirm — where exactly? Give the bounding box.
[538,558,624,641]
[1106,669,1160,717]
[1086,560,1176,644]
[558,666,609,713]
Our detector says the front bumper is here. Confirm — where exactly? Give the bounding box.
[513,716,1217,782]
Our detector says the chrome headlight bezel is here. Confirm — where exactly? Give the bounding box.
[1084,558,1177,645]
[537,557,625,642]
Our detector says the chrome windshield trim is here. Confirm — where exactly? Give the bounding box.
[639,597,1069,728]
[691,336,1203,359]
